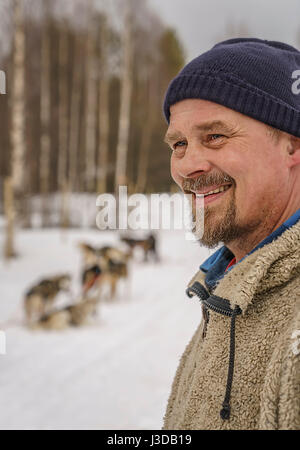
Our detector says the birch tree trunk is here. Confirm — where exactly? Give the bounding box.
[97,15,109,194]
[135,76,156,193]
[10,0,25,193]
[114,2,133,192]
[4,177,16,260]
[40,4,51,227]
[68,35,82,193]
[85,0,97,192]
[6,0,26,259]
[57,25,70,228]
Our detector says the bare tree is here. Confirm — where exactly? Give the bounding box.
[68,33,83,193]
[0,0,186,235]
[85,0,97,192]
[134,9,162,193]
[0,0,14,60]
[135,75,157,193]
[5,0,26,259]
[114,0,133,192]
[57,22,70,228]
[10,0,25,194]
[4,176,16,259]
[39,0,51,226]
[97,14,110,193]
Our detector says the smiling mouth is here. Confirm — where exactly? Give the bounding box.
[185,183,232,197]
[187,183,232,206]
[195,184,232,197]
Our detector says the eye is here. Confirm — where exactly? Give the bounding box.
[173,140,187,150]
[207,134,226,142]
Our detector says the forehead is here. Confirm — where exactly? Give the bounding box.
[165,98,271,142]
[165,99,240,142]
[169,98,238,127]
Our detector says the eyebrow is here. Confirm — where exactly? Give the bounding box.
[164,120,237,145]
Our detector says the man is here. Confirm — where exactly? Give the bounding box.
[162,38,300,430]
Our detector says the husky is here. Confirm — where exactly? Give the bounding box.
[81,259,129,300]
[101,259,129,299]
[77,243,100,266]
[78,242,131,268]
[82,264,102,294]
[67,297,99,325]
[120,233,159,262]
[31,297,100,330]
[97,246,132,264]
[24,274,71,324]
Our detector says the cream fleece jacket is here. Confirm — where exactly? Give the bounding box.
[163,221,300,430]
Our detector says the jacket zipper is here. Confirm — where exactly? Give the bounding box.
[186,280,242,420]
[202,299,233,317]
[187,281,240,317]
[187,281,241,339]
[187,283,211,338]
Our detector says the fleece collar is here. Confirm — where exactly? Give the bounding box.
[201,208,300,291]
[213,220,300,313]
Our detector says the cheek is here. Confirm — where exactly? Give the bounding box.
[170,155,181,186]
[230,156,288,210]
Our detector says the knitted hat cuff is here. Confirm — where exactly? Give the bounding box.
[164,73,300,137]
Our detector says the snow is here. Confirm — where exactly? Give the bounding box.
[0,227,213,430]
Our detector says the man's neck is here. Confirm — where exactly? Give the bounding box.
[226,205,300,263]
[226,229,271,262]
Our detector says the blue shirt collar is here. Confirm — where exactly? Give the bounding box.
[200,208,300,291]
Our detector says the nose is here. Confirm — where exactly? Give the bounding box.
[171,144,213,182]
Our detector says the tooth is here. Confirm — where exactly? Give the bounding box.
[204,185,229,196]
[196,185,231,197]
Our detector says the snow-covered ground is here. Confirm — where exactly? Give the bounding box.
[0,226,213,430]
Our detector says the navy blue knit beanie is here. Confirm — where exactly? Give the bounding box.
[163,38,300,137]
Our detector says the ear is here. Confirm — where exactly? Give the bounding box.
[286,135,300,168]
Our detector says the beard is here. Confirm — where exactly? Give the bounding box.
[183,173,259,248]
[193,190,259,248]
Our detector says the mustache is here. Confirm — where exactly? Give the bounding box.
[182,172,235,192]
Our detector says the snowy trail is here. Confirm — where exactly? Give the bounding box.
[0,228,212,429]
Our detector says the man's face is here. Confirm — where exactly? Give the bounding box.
[165,99,291,248]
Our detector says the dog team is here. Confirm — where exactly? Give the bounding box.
[24,233,159,330]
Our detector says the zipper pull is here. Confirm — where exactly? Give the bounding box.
[186,281,210,301]
[186,281,211,339]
